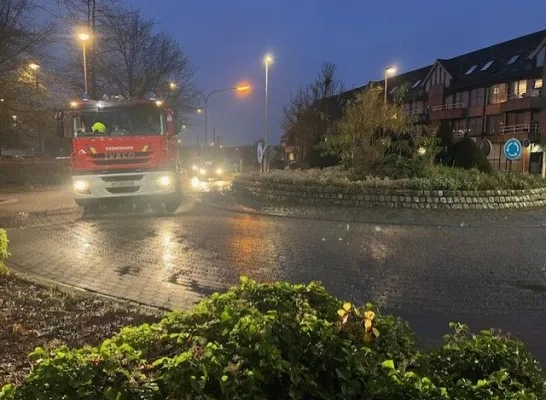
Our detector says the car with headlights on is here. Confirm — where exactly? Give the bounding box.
[190,159,228,188]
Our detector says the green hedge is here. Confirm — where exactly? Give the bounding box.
[239,166,546,191]
[0,160,71,189]
[1,278,544,399]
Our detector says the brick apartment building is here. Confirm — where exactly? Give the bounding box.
[282,28,546,174]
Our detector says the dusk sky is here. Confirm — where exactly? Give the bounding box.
[132,0,546,146]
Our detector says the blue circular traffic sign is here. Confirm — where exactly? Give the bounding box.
[257,142,264,163]
[503,138,522,161]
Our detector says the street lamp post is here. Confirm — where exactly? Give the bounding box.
[78,33,90,95]
[196,85,250,146]
[384,65,396,105]
[29,63,40,90]
[263,54,273,145]
[262,54,273,172]
[28,62,42,152]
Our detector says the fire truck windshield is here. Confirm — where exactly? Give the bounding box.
[73,107,164,137]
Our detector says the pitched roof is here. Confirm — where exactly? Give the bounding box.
[312,29,546,125]
[382,64,432,99]
[429,28,546,89]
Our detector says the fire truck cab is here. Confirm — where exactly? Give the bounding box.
[55,96,183,213]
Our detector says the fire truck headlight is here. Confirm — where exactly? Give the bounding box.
[74,180,89,193]
[156,175,172,188]
[191,165,198,171]
[216,168,223,175]
[199,168,207,175]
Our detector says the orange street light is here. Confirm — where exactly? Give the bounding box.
[169,82,177,90]
[196,83,253,145]
[78,33,90,42]
[29,63,40,70]
[235,85,251,92]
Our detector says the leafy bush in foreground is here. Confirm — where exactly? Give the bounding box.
[1,278,544,399]
[238,165,546,191]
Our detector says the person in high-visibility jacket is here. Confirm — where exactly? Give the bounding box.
[91,121,106,133]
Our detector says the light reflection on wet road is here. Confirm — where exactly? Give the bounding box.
[5,197,546,361]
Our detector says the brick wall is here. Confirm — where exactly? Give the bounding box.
[232,178,546,210]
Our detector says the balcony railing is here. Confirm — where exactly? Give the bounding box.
[409,108,427,115]
[432,102,465,111]
[506,89,542,100]
[499,123,539,134]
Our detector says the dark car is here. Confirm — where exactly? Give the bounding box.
[193,159,228,182]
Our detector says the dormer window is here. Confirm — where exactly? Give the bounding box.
[481,60,494,71]
[465,65,477,75]
[507,54,520,65]
[411,80,422,88]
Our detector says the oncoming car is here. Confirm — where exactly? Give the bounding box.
[190,159,228,188]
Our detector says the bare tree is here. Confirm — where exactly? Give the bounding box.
[281,62,344,165]
[0,0,55,79]
[98,7,195,111]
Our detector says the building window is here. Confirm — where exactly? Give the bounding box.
[465,65,477,75]
[411,80,421,88]
[508,80,527,99]
[506,111,525,126]
[486,115,503,135]
[488,84,506,104]
[468,117,483,136]
[469,88,485,107]
[537,46,545,67]
[534,79,543,89]
[507,54,520,65]
[481,60,494,71]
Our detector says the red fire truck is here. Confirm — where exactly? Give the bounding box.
[55,96,183,213]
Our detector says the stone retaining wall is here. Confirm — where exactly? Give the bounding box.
[232,178,546,210]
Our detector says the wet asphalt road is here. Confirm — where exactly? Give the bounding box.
[4,195,546,362]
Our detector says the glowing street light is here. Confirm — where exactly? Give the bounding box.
[78,33,91,95]
[29,63,40,71]
[384,65,396,105]
[169,82,177,90]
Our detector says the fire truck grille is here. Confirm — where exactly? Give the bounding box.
[106,187,140,194]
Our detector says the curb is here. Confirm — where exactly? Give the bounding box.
[4,261,168,313]
[0,207,77,227]
[201,193,546,228]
